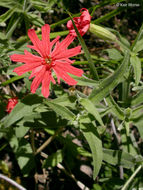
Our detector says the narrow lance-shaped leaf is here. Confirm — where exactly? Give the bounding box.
[121,122,138,156]
[89,51,130,103]
[0,0,17,9]
[44,100,76,121]
[133,38,143,53]
[133,116,143,140]
[131,23,143,50]
[2,94,43,128]
[79,98,104,127]
[6,13,21,39]
[69,142,141,169]
[9,135,35,176]
[0,7,16,23]
[1,75,26,86]
[105,95,124,120]
[80,123,103,179]
[43,149,63,168]
[131,105,143,119]
[130,55,142,86]
[104,48,123,61]
[131,89,143,106]
[103,148,137,169]
[69,74,99,87]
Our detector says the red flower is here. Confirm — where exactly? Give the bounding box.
[67,8,91,37]
[6,97,18,113]
[10,24,83,98]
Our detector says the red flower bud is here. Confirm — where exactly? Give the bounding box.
[67,8,91,37]
[6,97,18,113]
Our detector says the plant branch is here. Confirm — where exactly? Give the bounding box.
[121,165,142,190]
[0,174,26,190]
[35,127,63,155]
[31,128,36,154]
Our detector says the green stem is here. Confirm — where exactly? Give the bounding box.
[31,128,36,154]
[121,165,142,190]
[122,79,130,107]
[120,23,143,108]
[115,39,131,107]
[50,13,80,29]
[93,7,124,24]
[35,127,63,155]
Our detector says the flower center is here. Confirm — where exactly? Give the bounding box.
[45,56,52,65]
[42,56,52,65]
[42,56,55,69]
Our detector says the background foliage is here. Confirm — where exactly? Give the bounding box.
[0,0,143,189]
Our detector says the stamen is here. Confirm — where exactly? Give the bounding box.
[45,56,52,64]
[42,56,52,65]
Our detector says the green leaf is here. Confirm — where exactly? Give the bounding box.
[0,32,7,39]
[89,51,130,103]
[51,94,76,109]
[131,89,143,106]
[15,125,30,138]
[79,98,104,127]
[0,7,16,23]
[26,13,44,27]
[121,122,138,156]
[1,75,26,86]
[131,23,143,50]
[9,135,35,176]
[43,149,63,168]
[131,105,143,120]
[132,114,143,140]
[80,123,103,179]
[3,94,43,128]
[119,35,130,48]
[70,74,99,87]
[0,0,18,9]
[103,149,136,168]
[105,48,123,61]
[133,38,143,53]
[6,14,21,38]
[76,147,92,157]
[0,160,9,174]
[105,95,124,120]
[30,0,57,12]
[44,100,76,121]
[130,55,142,85]
[1,64,23,76]
[135,123,143,140]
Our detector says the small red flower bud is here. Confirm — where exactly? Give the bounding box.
[6,97,18,113]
